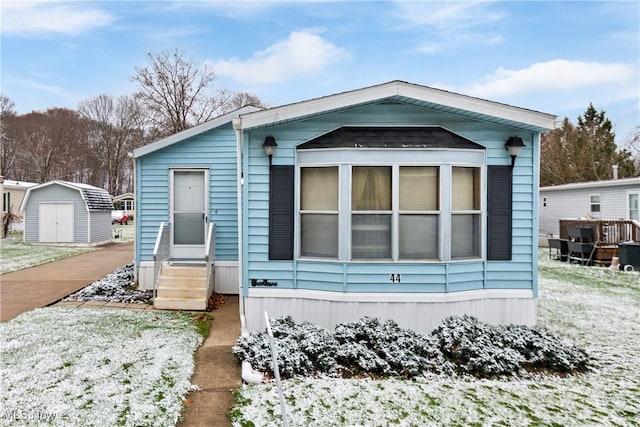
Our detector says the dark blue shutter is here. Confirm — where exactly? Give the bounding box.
[269,165,294,260]
[487,165,512,260]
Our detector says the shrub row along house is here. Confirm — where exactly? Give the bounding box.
[132,81,557,334]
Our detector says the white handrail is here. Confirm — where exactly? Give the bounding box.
[152,222,171,298]
[205,223,216,298]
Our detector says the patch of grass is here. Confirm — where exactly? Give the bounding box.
[0,232,94,274]
[189,313,212,338]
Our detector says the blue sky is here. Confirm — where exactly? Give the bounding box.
[1,1,638,143]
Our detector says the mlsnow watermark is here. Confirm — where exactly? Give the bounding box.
[0,409,59,422]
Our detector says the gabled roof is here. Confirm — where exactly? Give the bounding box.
[540,176,640,192]
[20,180,112,212]
[132,105,262,159]
[238,80,557,133]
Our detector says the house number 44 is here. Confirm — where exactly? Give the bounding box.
[389,274,401,283]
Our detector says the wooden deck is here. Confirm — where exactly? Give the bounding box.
[554,219,640,266]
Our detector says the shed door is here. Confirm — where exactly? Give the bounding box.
[170,170,208,259]
[39,203,74,243]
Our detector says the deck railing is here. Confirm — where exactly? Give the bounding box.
[559,219,640,245]
[152,222,171,297]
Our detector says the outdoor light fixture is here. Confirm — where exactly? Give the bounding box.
[505,136,525,169]
[263,136,277,168]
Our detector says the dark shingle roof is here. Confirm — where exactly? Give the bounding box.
[297,126,485,150]
[81,188,113,211]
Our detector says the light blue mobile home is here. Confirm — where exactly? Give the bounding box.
[133,81,556,333]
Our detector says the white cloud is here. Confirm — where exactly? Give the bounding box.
[394,0,505,54]
[394,0,504,30]
[10,76,67,97]
[1,1,114,35]
[210,30,350,84]
[464,59,636,98]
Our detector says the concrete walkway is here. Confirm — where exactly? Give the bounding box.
[0,241,242,426]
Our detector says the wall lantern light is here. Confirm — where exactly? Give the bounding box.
[505,136,525,169]
[263,136,278,168]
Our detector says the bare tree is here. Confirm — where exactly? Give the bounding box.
[222,91,268,113]
[11,108,90,183]
[131,49,232,137]
[79,94,144,194]
[0,95,17,178]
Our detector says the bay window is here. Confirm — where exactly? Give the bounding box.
[298,160,483,262]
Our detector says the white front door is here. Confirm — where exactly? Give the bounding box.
[170,169,208,259]
[39,203,74,243]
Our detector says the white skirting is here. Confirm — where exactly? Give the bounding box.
[136,260,239,294]
[244,288,536,334]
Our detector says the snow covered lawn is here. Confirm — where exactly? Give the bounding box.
[232,253,640,426]
[0,234,94,274]
[0,308,204,426]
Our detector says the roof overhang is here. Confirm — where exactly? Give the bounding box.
[238,80,557,133]
[540,177,640,192]
[132,105,262,159]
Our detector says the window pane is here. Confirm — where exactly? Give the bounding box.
[452,167,480,210]
[301,167,338,210]
[399,167,439,211]
[451,214,480,258]
[352,214,391,259]
[590,195,601,213]
[174,213,205,245]
[399,215,438,259]
[352,166,391,210]
[301,214,338,258]
[630,194,639,221]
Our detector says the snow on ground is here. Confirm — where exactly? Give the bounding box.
[63,263,153,304]
[232,253,640,426]
[0,236,93,274]
[0,308,202,427]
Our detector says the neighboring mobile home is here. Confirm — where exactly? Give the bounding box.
[539,176,640,240]
[133,80,556,334]
[1,179,38,231]
[113,193,135,218]
[20,180,113,245]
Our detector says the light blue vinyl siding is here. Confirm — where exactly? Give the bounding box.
[136,124,239,263]
[244,102,539,295]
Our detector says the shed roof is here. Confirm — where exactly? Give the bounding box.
[20,180,112,212]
